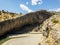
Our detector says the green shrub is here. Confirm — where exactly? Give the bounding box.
[51,19,59,23]
[0,11,1,15]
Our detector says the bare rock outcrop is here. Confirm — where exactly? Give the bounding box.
[0,10,53,36]
[39,15,60,45]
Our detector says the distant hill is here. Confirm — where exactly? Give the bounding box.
[0,10,23,22]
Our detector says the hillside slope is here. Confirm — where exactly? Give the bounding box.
[39,15,60,45]
[0,10,22,22]
[0,10,53,36]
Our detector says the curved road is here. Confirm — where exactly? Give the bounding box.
[2,33,42,45]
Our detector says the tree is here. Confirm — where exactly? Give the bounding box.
[2,10,5,13]
[20,12,23,15]
[0,11,1,15]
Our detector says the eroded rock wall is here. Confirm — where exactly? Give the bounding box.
[0,10,53,36]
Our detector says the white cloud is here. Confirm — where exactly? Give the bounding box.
[31,0,43,5]
[20,4,33,12]
[48,8,60,12]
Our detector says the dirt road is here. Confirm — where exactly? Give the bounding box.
[2,33,42,45]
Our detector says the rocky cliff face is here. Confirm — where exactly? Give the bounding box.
[0,10,53,36]
[39,15,60,45]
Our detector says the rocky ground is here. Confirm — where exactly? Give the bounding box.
[39,15,60,45]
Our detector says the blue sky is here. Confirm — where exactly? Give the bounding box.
[0,0,60,14]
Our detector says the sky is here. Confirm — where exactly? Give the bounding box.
[0,0,60,14]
